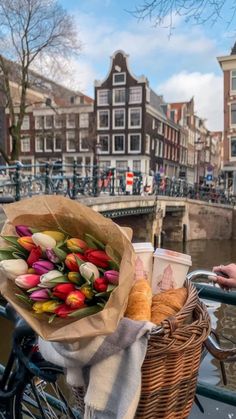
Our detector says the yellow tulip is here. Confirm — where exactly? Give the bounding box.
[32,302,45,314]
[42,231,65,243]
[32,300,61,314]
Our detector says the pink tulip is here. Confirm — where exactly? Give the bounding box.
[29,289,50,301]
[104,270,119,285]
[15,225,32,237]
[15,274,40,289]
[32,260,54,275]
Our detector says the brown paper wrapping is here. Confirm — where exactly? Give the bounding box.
[0,196,135,342]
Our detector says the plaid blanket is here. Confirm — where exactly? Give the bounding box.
[39,318,154,419]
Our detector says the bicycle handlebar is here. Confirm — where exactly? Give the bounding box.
[186,269,217,283]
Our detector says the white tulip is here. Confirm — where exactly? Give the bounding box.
[0,259,28,280]
[79,262,100,281]
[32,233,56,251]
[39,270,64,288]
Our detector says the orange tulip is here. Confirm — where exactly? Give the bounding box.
[18,236,36,251]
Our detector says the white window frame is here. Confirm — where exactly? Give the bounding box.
[21,136,30,152]
[80,130,89,151]
[128,107,142,129]
[231,70,236,92]
[231,103,236,127]
[97,89,109,106]
[35,116,44,130]
[113,108,125,129]
[97,109,110,130]
[98,134,109,154]
[54,133,62,152]
[35,135,44,152]
[21,116,30,130]
[230,136,236,160]
[79,113,89,128]
[54,114,63,129]
[66,114,76,129]
[113,72,126,86]
[44,134,53,152]
[112,88,126,105]
[128,133,141,154]
[112,134,125,154]
[129,86,142,104]
[66,131,76,152]
[145,134,150,154]
[45,115,53,129]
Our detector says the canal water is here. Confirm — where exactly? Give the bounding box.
[0,239,236,395]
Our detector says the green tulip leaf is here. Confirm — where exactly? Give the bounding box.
[107,284,116,292]
[53,247,68,261]
[0,236,29,257]
[68,305,103,318]
[84,234,105,250]
[74,254,84,269]
[0,250,17,260]
[12,251,28,259]
[108,260,120,271]
[16,293,33,306]
[94,291,111,298]
[48,314,57,324]
[47,276,70,284]
[26,287,40,293]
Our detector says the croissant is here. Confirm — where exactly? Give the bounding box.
[125,279,152,321]
[151,287,187,325]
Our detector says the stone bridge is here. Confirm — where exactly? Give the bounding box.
[80,195,235,245]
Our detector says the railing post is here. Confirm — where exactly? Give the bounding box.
[71,160,77,200]
[45,163,50,195]
[14,163,21,201]
[110,168,115,196]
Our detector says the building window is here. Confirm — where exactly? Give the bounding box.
[113,134,125,153]
[231,137,236,157]
[129,107,141,128]
[116,160,128,170]
[232,70,236,91]
[113,109,125,129]
[145,134,150,154]
[133,160,141,171]
[45,115,53,129]
[54,133,62,151]
[97,110,109,129]
[21,158,32,171]
[35,135,44,152]
[21,116,30,130]
[97,90,109,106]
[45,133,53,152]
[170,110,175,122]
[98,135,109,153]
[158,121,163,135]
[67,131,76,151]
[100,160,111,169]
[80,130,89,151]
[129,86,142,104]
[113,88,126,105]
[113,72,126,85]
[54,115,63,128]
[21,137,30,152]
[35,116,44,129]
[231,103,236,126]
[128,134,141,153]
[79,113,89,128]
[67,114,76,128]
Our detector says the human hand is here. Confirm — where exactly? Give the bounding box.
[212,264,236,290]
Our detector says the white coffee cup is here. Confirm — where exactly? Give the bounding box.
[132,242,154,283]
[151,248,192,294]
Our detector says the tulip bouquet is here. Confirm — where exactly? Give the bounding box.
[0,225,120,322]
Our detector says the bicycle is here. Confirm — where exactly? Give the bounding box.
[0,303,80,418]
[0,271,235,418]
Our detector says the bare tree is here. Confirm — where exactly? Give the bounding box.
[0,0,81,163]
[131,1,236,33]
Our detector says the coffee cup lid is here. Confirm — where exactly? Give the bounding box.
[132,242,154,252]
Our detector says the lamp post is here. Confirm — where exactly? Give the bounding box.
[194,138,204,185]
[92,143,101,197]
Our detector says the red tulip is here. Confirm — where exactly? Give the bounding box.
[66,290,86,309]
[85,249,110,268]
[93,277,108,292]
[65,253,87,272]
[18,236,36,251]
[54,304,77,318]
[27,246,42,267]
[52,283,76,300]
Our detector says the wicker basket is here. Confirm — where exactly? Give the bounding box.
[135,279,211,419]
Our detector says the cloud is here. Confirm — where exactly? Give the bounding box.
[157,71,223,131]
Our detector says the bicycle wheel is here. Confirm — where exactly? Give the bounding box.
[10,364,81,419]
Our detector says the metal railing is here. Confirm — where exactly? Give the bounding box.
[0,162,232,204]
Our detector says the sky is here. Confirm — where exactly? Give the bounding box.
[56,0,236,131]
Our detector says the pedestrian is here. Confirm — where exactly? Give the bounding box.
[212,263,236,289]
